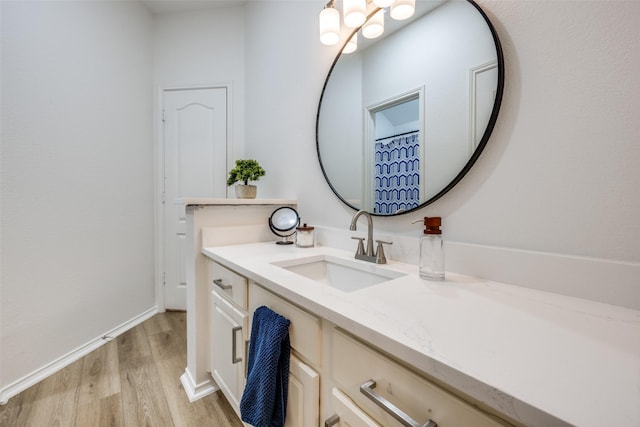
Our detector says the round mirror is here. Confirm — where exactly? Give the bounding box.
[269,207,300,244]
[316,0,504,216]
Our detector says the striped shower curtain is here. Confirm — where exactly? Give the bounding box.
[374,132,420,215]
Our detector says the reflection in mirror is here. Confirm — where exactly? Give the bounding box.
[317,0,504,216]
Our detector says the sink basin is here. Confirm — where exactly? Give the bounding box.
[272,254,406,292]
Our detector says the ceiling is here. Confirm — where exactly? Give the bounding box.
[141,0,246,15]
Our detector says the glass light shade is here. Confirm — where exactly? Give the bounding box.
[373,0,395,7]
[390,0,415,20]
[343,0,367,28]
[343,33,357,54]
[362,9,384,39]
[319,7,340,46]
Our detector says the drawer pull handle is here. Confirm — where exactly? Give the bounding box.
[213,278,232,290]
[232,326,242,364]
[360,380,437,427]
[324,414,340,426]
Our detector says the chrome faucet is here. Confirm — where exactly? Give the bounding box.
[349,210,392,264]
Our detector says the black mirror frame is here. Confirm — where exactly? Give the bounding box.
[315,0,505,216]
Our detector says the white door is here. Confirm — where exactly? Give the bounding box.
[163,87,228,310]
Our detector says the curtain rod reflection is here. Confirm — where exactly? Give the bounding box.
[375,129,419,142]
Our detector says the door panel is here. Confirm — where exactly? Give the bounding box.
[210,290,247,417]
[285,354,320,427]
[163,87,228,310]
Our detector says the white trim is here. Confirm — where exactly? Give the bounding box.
[0,306,159,405]
[154,83,233,311]
[469,61,497,153]
[180,368,219,402]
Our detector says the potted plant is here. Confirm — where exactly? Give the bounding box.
[226,159,266,199]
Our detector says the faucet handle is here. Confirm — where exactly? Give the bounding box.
[351,236,366,256]
[375,240,393,264]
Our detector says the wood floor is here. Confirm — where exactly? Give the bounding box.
[0,311,244,427]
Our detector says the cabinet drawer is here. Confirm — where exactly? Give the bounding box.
[332,329,509,427]
[209,261,247,309]
[248,282,321,367]
[329,387,380,427]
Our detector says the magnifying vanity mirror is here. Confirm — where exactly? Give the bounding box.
[269,207,301,244]
[316,0,504,216]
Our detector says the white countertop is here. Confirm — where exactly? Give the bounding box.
[179,198,296,206]
[202,242,640,427]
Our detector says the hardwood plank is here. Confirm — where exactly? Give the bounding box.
[142,311,174,337]
[0,312,243,427]
[74,393,124,427]
[23,359,83,426]
[77,339,121,407]
[0,379,40,427]
[119,353,174,427]
[117,323,152,362]
[147,312,239,426]
[209,391,245,427]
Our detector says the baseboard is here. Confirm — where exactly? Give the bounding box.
[0,306,159,405]
[180,368,219,402]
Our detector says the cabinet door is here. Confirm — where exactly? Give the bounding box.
[210,290,247,417]
[327,387,380,427]
[285,354,320,427]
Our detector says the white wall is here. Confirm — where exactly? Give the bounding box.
[1,1,154,394]
[153,5,246,162]
[245,1,639,294]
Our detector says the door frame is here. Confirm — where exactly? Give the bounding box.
[154,83,233,311]
[363,85,425,212]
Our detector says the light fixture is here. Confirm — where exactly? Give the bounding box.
[343,32,358,54]
[319,3,340,46]
[362,9,384,39]
[390,0,415,20]
[373,0,395,7]
[318,0,413,53]
[343,0,367,28]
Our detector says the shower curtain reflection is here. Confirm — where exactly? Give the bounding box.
[374,131,420,215]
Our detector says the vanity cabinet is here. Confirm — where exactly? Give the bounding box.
[207,259,512,427]
[209,262,248,417]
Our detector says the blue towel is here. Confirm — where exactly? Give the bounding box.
[240,306,291,427]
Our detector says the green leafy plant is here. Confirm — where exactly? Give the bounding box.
[226,159,266,186]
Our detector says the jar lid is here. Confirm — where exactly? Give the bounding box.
[297,223,315,231]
